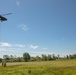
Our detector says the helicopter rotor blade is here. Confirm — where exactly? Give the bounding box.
[2,13,12,16]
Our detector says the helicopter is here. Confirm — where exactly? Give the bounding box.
[0,13,12,22]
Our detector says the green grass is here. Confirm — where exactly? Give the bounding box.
[0,59,76,75]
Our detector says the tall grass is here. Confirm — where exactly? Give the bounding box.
[0,59,76,75]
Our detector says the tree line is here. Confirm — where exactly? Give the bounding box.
[0,52,76,62]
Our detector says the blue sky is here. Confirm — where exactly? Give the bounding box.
[0,0,76,57]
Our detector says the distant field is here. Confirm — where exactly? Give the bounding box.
[0,59,76,75]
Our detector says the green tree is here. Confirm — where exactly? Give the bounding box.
[0,58,2,63]
[52,54,56,60]
[41,54,47,61]
[9,55,14,62]
[57,55,60,59]
[23,52,30,62]
[3,55,9,59]
[47,54,52,60]
[30,57,36,61]
[73,54,76,59]
[36,55,41,61]
[69,55,73,59]
[66,55,69,59]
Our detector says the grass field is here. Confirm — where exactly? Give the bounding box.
[0,59,76,75]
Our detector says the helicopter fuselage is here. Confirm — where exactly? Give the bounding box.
[0,15,7,21]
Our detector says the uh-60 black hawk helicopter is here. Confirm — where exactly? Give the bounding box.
[0,13,12,22]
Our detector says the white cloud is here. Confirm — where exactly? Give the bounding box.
[18,24,29,31]
[0,42,26,48]
[16,0,20,6]
[0,42,12,47]
[0,48,21,53]
[15,44,25,47]
[30,44,39,49]
[43,48,48,50]
[0,48,6,51]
